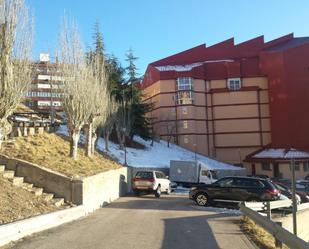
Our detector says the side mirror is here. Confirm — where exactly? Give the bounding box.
[166,176,169,179]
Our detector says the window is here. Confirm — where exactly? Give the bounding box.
[182,106,188,114]
[262,163,271,171]
[177,77,193,90]
[176,77,194,105]
[227,78,241,90]
[184,136,189,144]
[290,162,300,171]
[176,91,194,105]
[216,178,234,187]
[304,162,309,172]
[233,178,264,188]
[183,120,188,129]
[135,171,153,179]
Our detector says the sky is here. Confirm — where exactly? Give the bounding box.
[27,0,309,76]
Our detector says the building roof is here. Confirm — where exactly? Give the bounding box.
[246,148,309,162]
[265,37,309,52]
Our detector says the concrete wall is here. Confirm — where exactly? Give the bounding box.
[0,154,131,210]
[143,76,271,165]
[0,154,73,201]
[81,167,131,212]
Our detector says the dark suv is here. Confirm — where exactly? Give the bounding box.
[189,176,280,206]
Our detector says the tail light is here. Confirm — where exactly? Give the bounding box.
[266,188,279,195]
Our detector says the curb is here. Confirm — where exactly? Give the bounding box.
[0,205,88,247]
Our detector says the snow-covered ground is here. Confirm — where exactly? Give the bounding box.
[57,125,237,169]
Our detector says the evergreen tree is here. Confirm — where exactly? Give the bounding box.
[124,49,153,140]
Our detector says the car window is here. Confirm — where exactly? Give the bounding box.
[216,178,234,187]
[233,178,264,188]
[135,172,153,179]
[155,172,165,179]
[201,170,209,176]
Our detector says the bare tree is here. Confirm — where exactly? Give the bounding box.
[161,112,178,147]
[84,53,109,157]
[57,16,97,159]
[0,0,33,148]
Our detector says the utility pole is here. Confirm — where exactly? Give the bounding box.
[291,157,297,235]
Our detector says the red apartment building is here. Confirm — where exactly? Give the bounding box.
[141,34,309,179]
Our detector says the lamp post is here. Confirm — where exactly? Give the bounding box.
[122,127,127,166]
[291,157,297,235]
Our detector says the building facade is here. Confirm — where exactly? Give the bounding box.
[141,34,309,179]
[24,53,64,113]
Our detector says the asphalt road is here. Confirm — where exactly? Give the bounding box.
[9,195,256,249]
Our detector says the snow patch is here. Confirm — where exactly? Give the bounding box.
[155,59,234,72]
[253,148,309,159]
[56,125,239,170]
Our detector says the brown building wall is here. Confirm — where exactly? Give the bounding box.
[251,162,309,180]
[143,76,271,166]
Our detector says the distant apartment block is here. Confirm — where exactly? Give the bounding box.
[141,34,309,179]
[24,53,64,112]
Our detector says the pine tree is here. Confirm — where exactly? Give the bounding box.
[124,49,154,141]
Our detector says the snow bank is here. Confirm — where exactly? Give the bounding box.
[56,125,237,169]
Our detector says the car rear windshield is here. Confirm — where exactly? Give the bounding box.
[264,180,277,190]
[135,171,153,179]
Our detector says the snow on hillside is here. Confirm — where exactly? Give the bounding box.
[57,125,238,169]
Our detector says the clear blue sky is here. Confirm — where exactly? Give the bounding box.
[27,0,309,75]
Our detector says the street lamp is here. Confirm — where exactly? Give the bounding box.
[193,143,197,162]
[122,127,127,166]
[290,157,297,235]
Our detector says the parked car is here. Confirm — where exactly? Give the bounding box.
[272,181,302,204]
[275,179,309,201]
[132,171,171,198]
[248,174,270,179]
[189,176,280,206]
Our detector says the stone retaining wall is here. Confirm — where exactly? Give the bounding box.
[0,154,132,211]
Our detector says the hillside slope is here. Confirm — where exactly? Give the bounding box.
[2,133,122,177]
[57,126,239,169]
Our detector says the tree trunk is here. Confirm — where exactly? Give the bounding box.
[70,129,80,159]
[91,131,97,155]
[104,131,110,151]
[85,122,93,157]
[116,130,124,150]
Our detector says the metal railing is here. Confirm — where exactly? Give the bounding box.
[240,201,309,249]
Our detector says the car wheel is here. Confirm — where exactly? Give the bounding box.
[166,185,171,195]
[195,193,209,206]
[155,186,161,198]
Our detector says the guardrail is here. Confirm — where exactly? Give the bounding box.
[244,199,292,212]
[298,202,309,212]
[240,203,309,249]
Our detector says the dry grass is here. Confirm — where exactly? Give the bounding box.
[0,176,60,224]
[240,216,288,249]
[1,133,122,177]
[14,103,34,113]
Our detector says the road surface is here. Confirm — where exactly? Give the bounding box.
[8,195,256,249]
